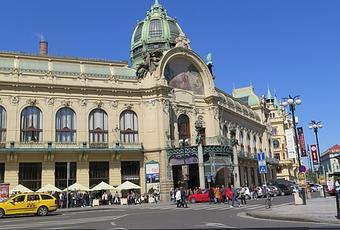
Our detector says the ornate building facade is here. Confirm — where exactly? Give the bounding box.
[0,0,278,198]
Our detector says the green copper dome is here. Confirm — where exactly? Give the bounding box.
[130,0,185,68]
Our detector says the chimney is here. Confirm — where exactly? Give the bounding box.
[39,40,48,55]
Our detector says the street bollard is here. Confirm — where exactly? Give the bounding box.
[323,185,327,198]
[300,188,306,205]
[336,191,340,219]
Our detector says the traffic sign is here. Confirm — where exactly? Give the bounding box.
[257,152,266,161]
[259,165,267,174]
[258,160,266,166]
[299,165,306,173]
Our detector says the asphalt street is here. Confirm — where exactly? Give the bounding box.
[0,194,338,229]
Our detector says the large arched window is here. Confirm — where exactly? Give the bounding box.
[21,106,43,143]
[89,109,108,143]
[149,19,162,37]
[0,106,6,142]
[178,114,190,145]
[56,108,76,143]
[120,110,138,143]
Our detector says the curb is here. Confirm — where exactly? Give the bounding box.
[246,212,340,224]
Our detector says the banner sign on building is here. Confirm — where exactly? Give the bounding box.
[285,128,296,159]
[297,127,307,157]
[145,161,160,184]
[0,183,9,202]
[311,144,318,164]
[145,161,160,194]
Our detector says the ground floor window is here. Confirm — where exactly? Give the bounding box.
[121,161,140,185]
[89,161,109,188]
[0,163,4,183]
[19,163,42,191]
[55,162,77,190]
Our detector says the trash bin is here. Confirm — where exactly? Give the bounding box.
[320,187,325,198]
[294,192,303,205]
[294,188,306,205]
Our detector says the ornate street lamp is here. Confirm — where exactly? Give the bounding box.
[309,120,323,166]
[282,95,302,169]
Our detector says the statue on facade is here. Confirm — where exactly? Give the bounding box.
[206,52,215,80]
[195,116,205,145]
[175,32,191,49]
[230,129,238,147]
[136,50,163,79]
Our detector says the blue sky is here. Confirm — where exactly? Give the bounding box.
[0,0,339,160]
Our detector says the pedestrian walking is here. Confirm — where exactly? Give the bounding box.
[231,185,240,208]
[209,187,215,204]
[180,187,188,208]
[239,185,247,206]
[175,188,182,207]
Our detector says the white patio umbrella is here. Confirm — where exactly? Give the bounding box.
[116,181,141,190]
[10,184,33,193]
[90,181,116,191]
[63,182,89,192]
[37,184,62,193]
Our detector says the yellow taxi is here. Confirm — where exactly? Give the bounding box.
[0,192,58,218]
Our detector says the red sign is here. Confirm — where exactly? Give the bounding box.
[311,144,318,163]
[297,127,307,157]
[0,183,9,201]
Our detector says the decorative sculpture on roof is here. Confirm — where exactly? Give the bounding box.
[206,53,215,80]
[136,50,163,79]
[175,33,191,49]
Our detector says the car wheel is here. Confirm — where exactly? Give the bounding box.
[190,198,196,203]
[273,193,277,197]
[281,192,285,196]
[0,208,4,218]
[37,206,48,216]
[246,195,251,200]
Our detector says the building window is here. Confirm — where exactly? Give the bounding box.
[56,108,76,143]
[178,114,190,145]
[19,163,42,191]
[274,152,280,160]
[222,125,228,138]
[134,23,143,42]
[89,161,109,188]
[55,162,77,190]
[239,131,244,145]
[20,106,43,143]
[89,109,108,144]
[121,161,140,186]
[0,106,6,142]
[149,19,162,37]
[272,127,278,136]
[169,20,179,39]
[0,163,4,183]
[120,110,138,143]
[273,139,280,149]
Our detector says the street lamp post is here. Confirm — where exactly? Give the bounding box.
[309,120,326,197]
[282,95,302,169]
[308,120,323,168]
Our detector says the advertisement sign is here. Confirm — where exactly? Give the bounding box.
[145,161,160,194]
[311,144,318,164]
[298,173,306,187]
[145,162,160,183]
[0,183,9,202]
[297,127,307,157]
[182,165,189,181]
[285,128,296,159]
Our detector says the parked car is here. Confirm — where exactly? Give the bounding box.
[268,185,280,197]
[188,188,233,203]
[0,193,58,218]
[277,184,293,196]
[327,187,336,196]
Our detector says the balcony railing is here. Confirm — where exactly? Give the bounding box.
[167,136,231,148]
[0,141,143,152]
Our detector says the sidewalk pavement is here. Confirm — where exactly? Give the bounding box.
[247,196,340,224]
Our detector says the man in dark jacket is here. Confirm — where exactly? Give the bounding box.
[180,187,188,208]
